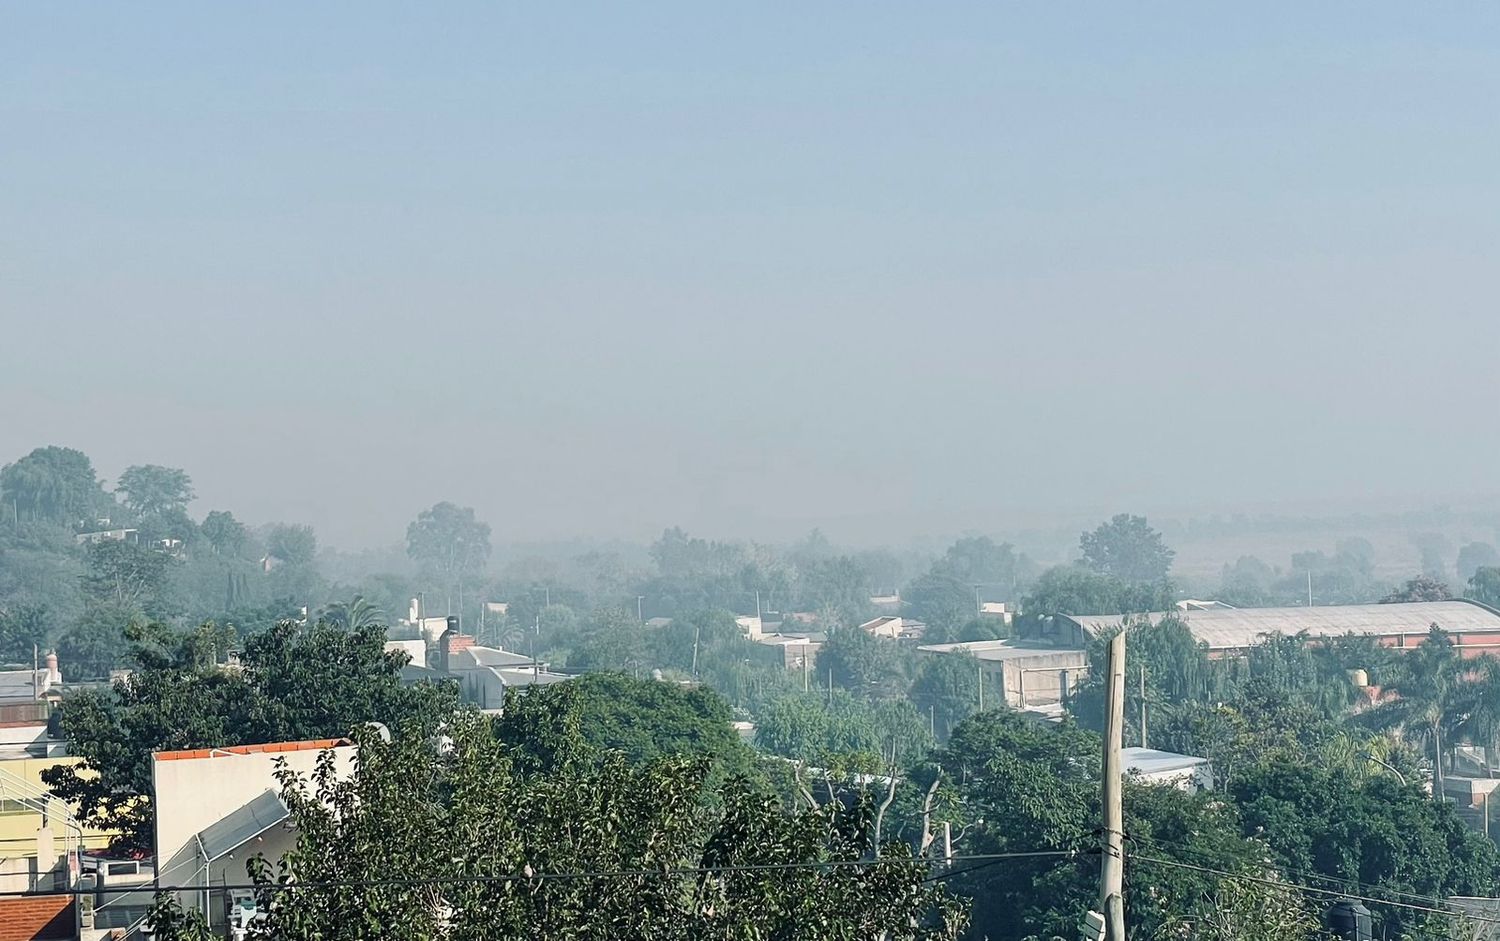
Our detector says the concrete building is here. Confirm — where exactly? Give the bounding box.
[1046,600,1500,658]
[382,638,427,668]
[858,616,926,641]
[0,759,94,899]
[434,623,573,711]
[859,616,904,639]
[916,640,1087,709]
[151,738,357,931]
[978,602,1014,627]
[752,633,825,672]
[735,615,764,640]
[0,651,64,707]
[73,528,138,547]
[1121,747,1212,793]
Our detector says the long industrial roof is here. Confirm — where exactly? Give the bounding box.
[1063,600,1500,651]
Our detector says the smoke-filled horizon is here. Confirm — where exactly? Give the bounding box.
[6,4,1500,549]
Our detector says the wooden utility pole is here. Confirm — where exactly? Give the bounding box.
[1100,631,1127,940]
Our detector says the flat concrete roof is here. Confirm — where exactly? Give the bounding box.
[916,640,1086,662]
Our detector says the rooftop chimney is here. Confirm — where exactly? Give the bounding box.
[438,616,461,675]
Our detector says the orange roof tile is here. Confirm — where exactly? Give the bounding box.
[154,737,351,762]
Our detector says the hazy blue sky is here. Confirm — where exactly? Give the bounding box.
[4,4,1498,548]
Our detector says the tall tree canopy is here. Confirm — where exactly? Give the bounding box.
[199,510,249,557]
[149,714,967,941]
[1380,575,1452,603]
[1079,514,1175,585]
[1021,565,1175,618]
[0,446,109,525]
[928,536,1022,596]
[265,523,318,566]
[116,464,195,518]
[44,619,450,853]
[1470,567,1500,609]
[406,501,492,603]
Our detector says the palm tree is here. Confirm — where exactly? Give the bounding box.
[319,595,385,631]
[1362,625,1465,798]
[1453,657,1500,777]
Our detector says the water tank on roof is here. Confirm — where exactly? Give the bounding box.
[1325,899,1372,940]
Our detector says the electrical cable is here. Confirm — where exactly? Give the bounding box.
[1131,853,1500,928]
[0,849,1080,900]
[922,849,1084,885]
[1126,829,1474,912]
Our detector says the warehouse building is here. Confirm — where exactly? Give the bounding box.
[1042,600,1500,658]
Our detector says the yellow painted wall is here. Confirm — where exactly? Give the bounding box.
[0,756,117,851]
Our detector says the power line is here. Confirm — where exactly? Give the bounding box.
[0,850,1079,901]
[1131,853,1500,928]
[923,849,1084,885]
[1126,830,1472,912]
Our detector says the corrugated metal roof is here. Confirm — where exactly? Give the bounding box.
[1065,600,1500,650]
[1122,747,1208,775]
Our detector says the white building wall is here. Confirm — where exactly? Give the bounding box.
[151,743,357,914]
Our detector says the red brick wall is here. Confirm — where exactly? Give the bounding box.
[0,896,75,941]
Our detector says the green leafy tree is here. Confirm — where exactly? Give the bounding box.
[1457,543,1500,585]
[1146,865,1324,941]
[406,501,492,609]
[1079,513,1175,584]
[43,619,450,853]
[1021,565,1175,618]
[55,600,140,680]
[1381,575,1452,603]
[1412,532,1453,581]
[200,510,249,558]
[0,446,110,525]
[1070,614,1222,743]
[202,714,967,941]
[0,602,50,664]
[907,653,979,740]
[815,624,910,700]
[755,691,932,769]
[116,464,194,518]
[929,710,1301,941]
[1230,760,1499,938]
[1469,566,1500,609]
[1217,555,1276,607]
[494,673,755,777]
[1360,626,1465,796]
[902,573,976,638]
[318,595,385,631]
[798,554,874,618]
[564,607,648,674]
[265,524,317,567]
[83,539,174,608]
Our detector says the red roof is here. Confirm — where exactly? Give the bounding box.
[154,737,351,762]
